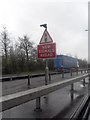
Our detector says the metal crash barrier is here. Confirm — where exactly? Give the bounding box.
[0,69,89,87]
[0,73,89,112]
[70,95,90,120]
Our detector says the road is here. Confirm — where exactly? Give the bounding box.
[2,71,87,96]
[1,71,90,119]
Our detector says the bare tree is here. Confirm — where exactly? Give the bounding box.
[15,43,26,72]
[0,27,10,74]
[78,58,88,68]
[0,27,10,60]
[19,35,33,62]
[30,47,37,62]
[19,35,33,71]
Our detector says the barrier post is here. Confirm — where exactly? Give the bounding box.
[76,69,78,75]
[28,75,30,86]
[10,76,12,81]
[70,69,72,76]
[45,60,49,85]
[62,69,64,78]
[84,69,86,74]
[71,84,74,101]
[35,97,42,112]
[83,78,85,87]
[81,70,82,74]
[49,73,51,81]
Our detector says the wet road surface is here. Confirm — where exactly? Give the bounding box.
[2,74,88,119]
[2,72,88,96]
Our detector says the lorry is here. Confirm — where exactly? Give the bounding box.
[54,55,79,72]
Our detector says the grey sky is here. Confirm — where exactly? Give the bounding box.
[0,0,89,60]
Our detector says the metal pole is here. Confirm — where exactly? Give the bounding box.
[34,97,42,112]
[62,70,64,78]
[40,24,49,85]
[49,73,51,81]
[45,25,49,85]
[71,84,74,101]
[28,75,30,86]
[83,78,85,87]
[70,69,72,76]
[45,59,49,85]
[10,76,12,81]
[76,69,78,75]
[81,70,82,74]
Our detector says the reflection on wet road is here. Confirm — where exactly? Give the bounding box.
[2,76,89,119]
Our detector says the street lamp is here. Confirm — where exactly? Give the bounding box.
[85,29,89,69]
[85,29,90,31]
[85,30,88,31]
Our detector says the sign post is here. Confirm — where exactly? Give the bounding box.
[45,26,48,85]
[45,59,48,85]
[38,24,56,85]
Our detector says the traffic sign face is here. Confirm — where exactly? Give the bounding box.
[39,29,53,44]
[37,43,56,59]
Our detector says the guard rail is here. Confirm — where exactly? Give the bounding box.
[0,73,89,112]
[0,69,89,82]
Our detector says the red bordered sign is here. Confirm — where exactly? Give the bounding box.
[39,29,53,44]
[37,43,56,59]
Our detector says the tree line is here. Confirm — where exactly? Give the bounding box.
[0,27,54,75]
[0,27,89,75]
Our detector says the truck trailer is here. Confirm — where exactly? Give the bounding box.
[54,55,79,72]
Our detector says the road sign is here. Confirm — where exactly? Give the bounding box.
[37,43,56,59]
[39,29,53,44]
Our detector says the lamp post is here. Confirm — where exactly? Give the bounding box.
[85,29,89,31]
[40,24,48,85]
[85,29,90,70]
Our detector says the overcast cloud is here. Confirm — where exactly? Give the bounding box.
[0,0,89,60]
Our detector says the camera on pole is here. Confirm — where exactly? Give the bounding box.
[40,24,47,29]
